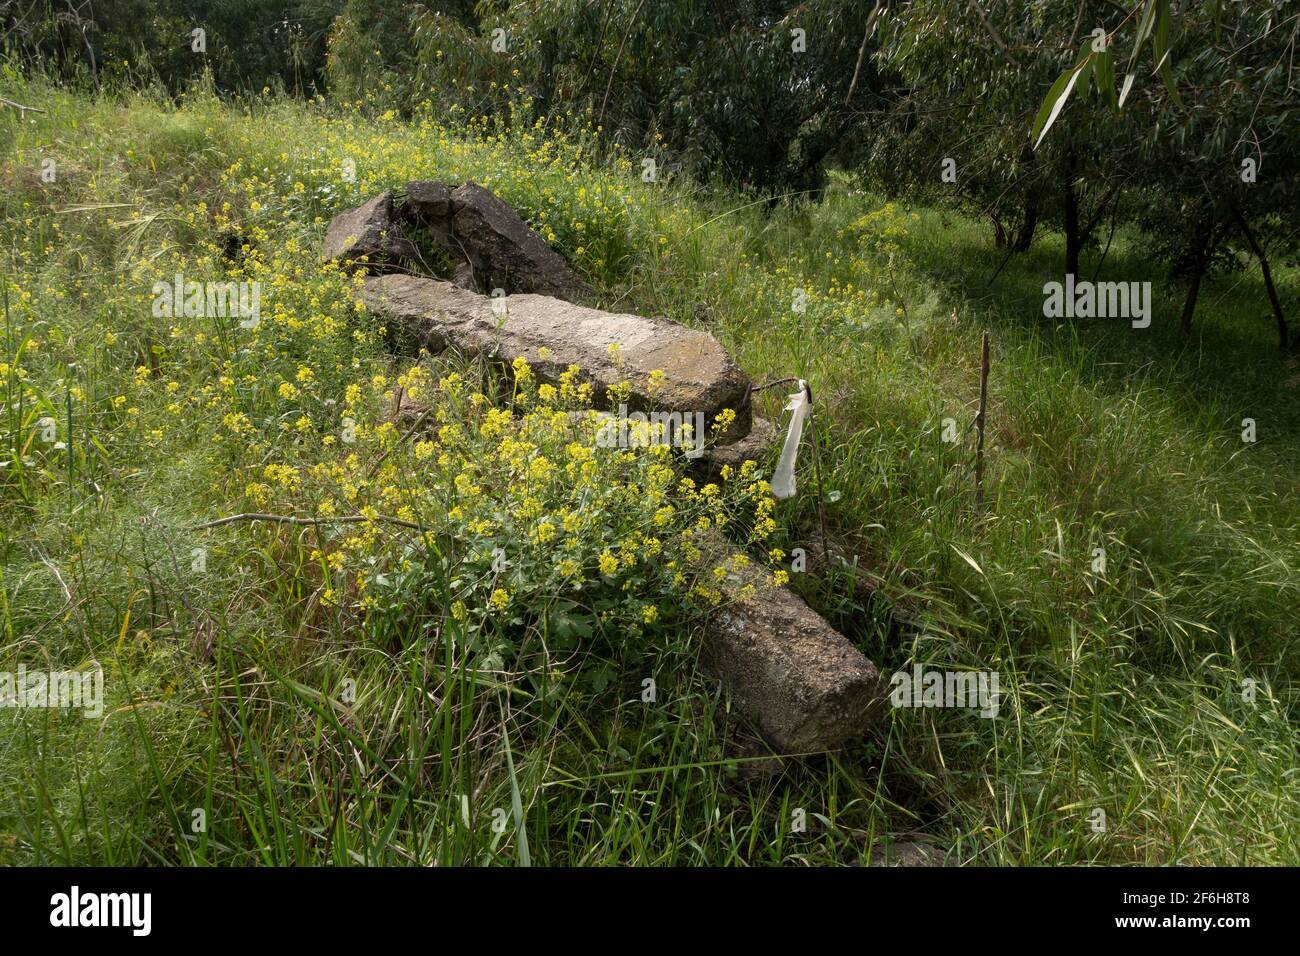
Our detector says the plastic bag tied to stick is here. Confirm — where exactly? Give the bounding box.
[771,380,810,500]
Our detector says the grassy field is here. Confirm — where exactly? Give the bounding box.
[2,75,1297,865]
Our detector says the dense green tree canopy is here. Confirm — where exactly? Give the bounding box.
[4,0,1295,340]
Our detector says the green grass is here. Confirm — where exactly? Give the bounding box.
[1,73,1297,866]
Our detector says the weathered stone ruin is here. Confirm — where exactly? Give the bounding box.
[324,180,590,301]
[323,182,885,753]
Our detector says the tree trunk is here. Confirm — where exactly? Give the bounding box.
[1234,209,1291,350]
[992,214,1007,249]
[1063,150,1081,278]
[1180,216,1214,333]
[1180,262,1205,334]
[1013,190,1038,252]
[1014,146,1039,252]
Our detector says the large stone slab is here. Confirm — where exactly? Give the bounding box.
[357,274,752,437]
[322,192,416,267]
[700,532,883,752]
[327,182,592,301]
[447,182,591,301]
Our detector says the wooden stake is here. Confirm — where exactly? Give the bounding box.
[974,331,990,510]
[805,381,830,562]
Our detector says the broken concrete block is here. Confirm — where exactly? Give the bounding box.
[699,532,882,752]
[357,274,752,438]
[322,192,417,267]
[449,182,591,301]
[703,416,778,471]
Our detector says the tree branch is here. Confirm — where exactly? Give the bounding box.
[194,512,427,532]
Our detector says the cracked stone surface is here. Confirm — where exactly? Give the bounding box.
[357,273,753,439]
[322,192,416,267]
[699,531,883,752]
